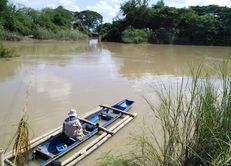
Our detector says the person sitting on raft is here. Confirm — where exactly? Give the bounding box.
[63,109,85,140]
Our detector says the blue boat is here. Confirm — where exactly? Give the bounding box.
[21,99,135,166]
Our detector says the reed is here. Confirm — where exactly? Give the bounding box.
[100,63,231,166]
[13,114,31,165]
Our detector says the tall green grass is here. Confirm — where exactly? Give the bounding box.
[0,44,15,58]
[0,31,22,41]
[100,64,231,166]
[32,28,88,40]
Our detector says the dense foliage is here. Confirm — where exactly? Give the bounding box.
[74,10,103,33]
[0,1,102,40]
[101,0,231,45]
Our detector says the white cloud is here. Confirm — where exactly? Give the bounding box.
[48,0,80,11]
[87,0,123,23]
[202,0,231,7]
[10,0,29,7]
[36,70,72,100]
[168,0,231,7]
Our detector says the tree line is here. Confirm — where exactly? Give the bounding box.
[100,0,231,45]
[0,0,102,40]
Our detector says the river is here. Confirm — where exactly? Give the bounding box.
[0,39,230,165]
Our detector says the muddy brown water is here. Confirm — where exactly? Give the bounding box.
[0,39,230,165]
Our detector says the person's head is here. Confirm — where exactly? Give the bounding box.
[68,109,77,117]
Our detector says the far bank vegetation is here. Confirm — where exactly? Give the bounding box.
[0,0,103,40]
[100,0,231,46]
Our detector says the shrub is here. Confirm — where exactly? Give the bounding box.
[121,27,151,43]
[32,27,55,40]
[0,44,15,58]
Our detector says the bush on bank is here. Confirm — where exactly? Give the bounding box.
[0,44,15,58]
[121,27,150,44]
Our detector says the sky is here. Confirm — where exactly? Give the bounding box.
[8,0,231,23]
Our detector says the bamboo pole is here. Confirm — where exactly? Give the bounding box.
[66,115,136,165]
[4,159,14,166]
[62,115,131,166]
[0,148,4,166]
[99,105,135,117]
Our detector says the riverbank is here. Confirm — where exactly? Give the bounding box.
[0,30,88,41]
[102,26,231,46]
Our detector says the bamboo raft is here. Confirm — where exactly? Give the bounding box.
[2,99,137,166]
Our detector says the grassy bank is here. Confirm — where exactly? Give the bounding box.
[0,29,87,41]
[0,44,16,58]
[100,64,231,166]
[0,31,23,41]
[32,28,88,40]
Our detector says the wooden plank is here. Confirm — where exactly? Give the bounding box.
[99,105,135,117]
[79,118,114,135]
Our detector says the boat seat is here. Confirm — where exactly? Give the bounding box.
[101,111,117,119]
[35,147,54,160]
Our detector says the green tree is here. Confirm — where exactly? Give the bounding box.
[75,10,103,32]
[52,6,73,28]
[121,0,150,28]
[0,0,8,25]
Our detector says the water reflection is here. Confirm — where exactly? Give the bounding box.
[102,43,231,78]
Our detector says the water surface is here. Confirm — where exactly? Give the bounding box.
[0,40,230,165]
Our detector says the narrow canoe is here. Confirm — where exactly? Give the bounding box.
[4,99,135,166]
